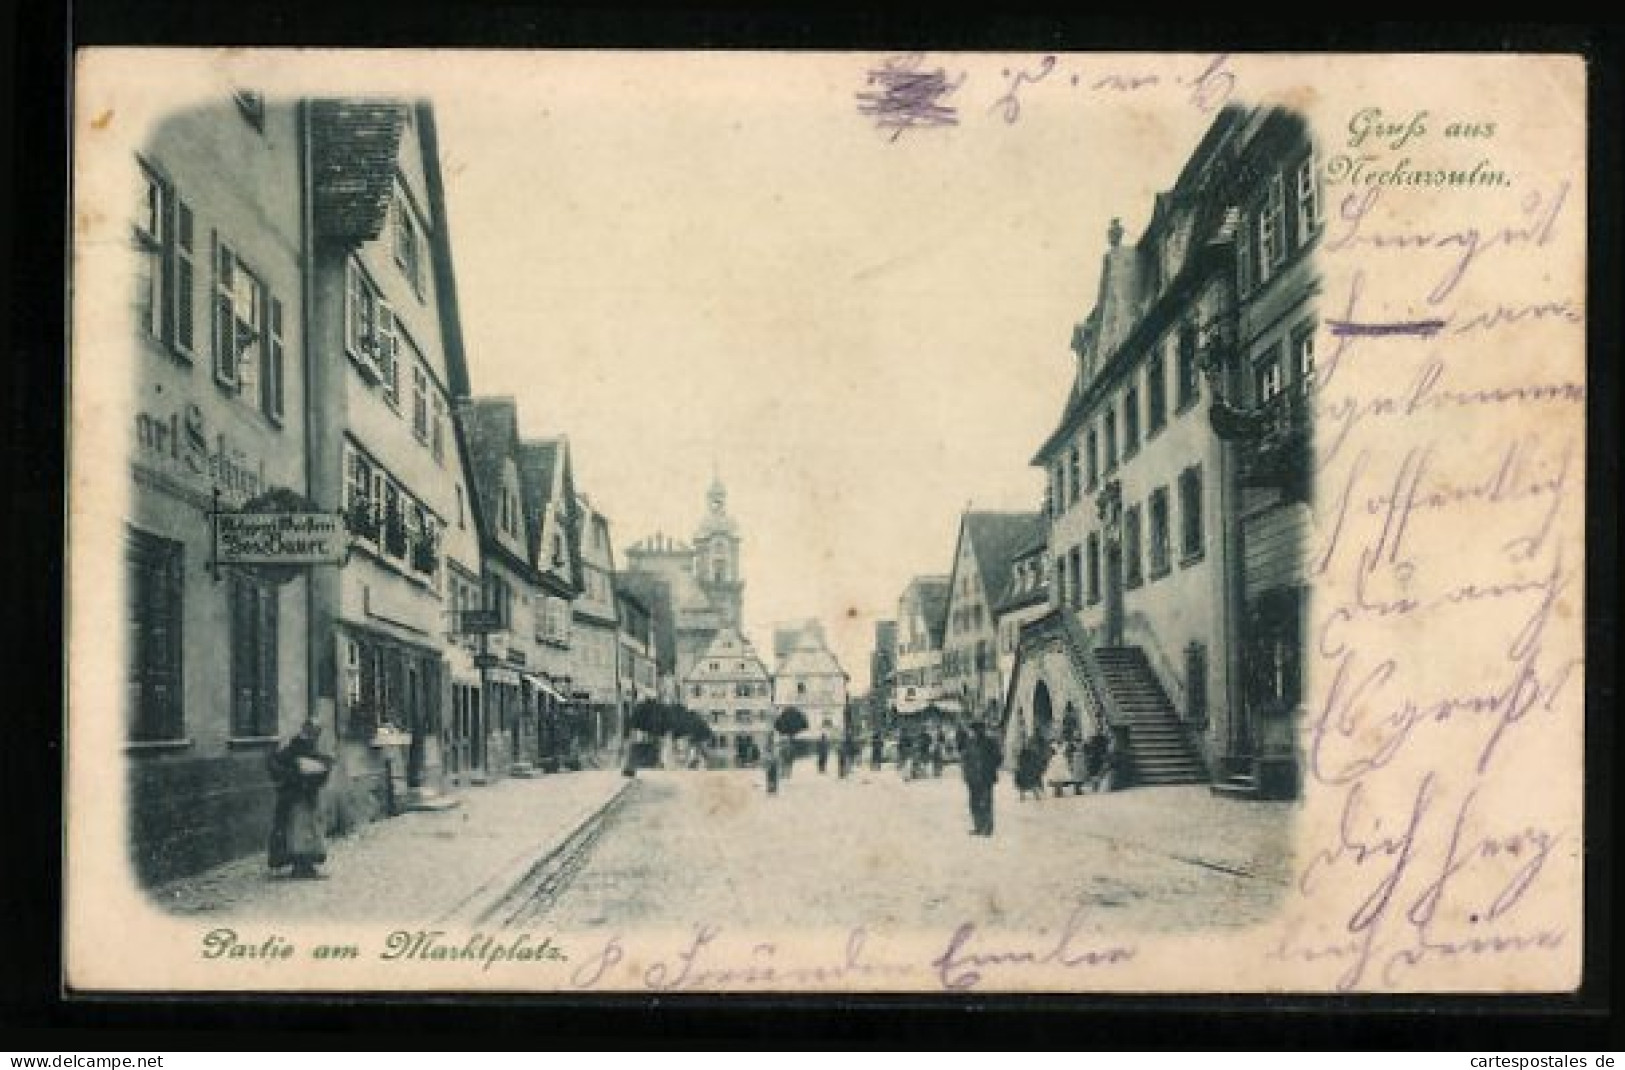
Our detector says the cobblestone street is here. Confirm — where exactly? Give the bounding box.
[153,765,1295,939]
[541,767,1297,936]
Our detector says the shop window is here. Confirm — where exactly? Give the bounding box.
[229,571,279,739]
[126,528,184,742]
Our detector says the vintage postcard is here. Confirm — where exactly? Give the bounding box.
[66,50,1586,994]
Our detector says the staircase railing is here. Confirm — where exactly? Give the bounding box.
[1055,611,1129,732]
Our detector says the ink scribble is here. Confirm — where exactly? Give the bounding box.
[856,52,965,142]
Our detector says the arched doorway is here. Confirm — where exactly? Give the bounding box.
[1033,680,1054,741]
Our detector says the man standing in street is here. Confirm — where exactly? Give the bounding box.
[816,732,830,774]
[961,720,1001,836]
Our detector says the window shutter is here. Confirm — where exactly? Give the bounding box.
[172,198,195,357]
[213,236,238,388]
[264,296,285,422]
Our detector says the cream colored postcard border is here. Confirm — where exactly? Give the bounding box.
[67,50,1586,993]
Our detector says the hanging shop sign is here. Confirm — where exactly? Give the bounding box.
[211,487,347,583]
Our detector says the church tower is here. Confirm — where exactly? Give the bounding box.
[693,475,744,629]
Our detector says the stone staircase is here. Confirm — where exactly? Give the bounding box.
[1091,646,1207,786]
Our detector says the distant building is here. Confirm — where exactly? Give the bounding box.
[624,477,745,683]
[773,618,827,661]
[940,510,1044,722]
[571,496,623,752]
[992,528,1050,735]
[772,628,850,741]
[684,628,774,767]
[613,582,659,728]
[866,619,898,735]
[893,575,950,722]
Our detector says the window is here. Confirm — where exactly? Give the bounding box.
[1124,384,1141,458]
[1236,208,1254,294]
[1185,642,1209,724]
[1255,346,1284,403]
[1179,465,1204,563]
[1295,154,1322,246]
[1294,323,1316,386]
[346,259,398,403]
[1149,486,1171,579]
[1085,532,1101,606]
[126,528,184,742]
[212,240,264,396]
[1147,348,1167,434]
[1085,427,1099,492]
[430,398,446,462]
[135,165,196,360]
[1055,553,1069,610]
[1067,445,1080,504]
[1068,546,1083,610]
[393,189,424,296]
[1176,325,1200,412]
[1103,408,1119,472]
[1051,460,1065,515]
[229,571,279,738]
[1124,504,1144,589]
[343,445,381,542]
[1258,172,1286,281]
[411,363,429,442]
[455,484,466,529]
[262,297,284,423]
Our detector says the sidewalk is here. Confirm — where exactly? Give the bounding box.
[149,771,630,923]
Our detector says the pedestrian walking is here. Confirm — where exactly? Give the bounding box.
[870,731,883,770]
[266,719,335,879]
[929,731,944,778]
[1014,735,1046,801]
[961,721,1001,836]
[765,744,780,794]
[816,732,830,774]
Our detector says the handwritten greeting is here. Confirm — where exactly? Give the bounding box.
[1273,102,1584,991]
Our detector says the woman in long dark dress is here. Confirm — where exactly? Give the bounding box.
[267,720,335,878]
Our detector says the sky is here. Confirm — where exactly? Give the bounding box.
[425,52,1219,690]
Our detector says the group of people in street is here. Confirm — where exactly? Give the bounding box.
[1014,730,1115,800]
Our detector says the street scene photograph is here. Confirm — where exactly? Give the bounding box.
[67,51,1587,994]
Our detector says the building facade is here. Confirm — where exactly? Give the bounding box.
[305,100,479,823]
[515,436,585,768]
[623,477,745,684]
[685,628,774,767]
[940,511,1043,723]
[771,630,850,742]
[1006,105,1316,797]
[572,497,624,754]
[124,92,313,883]
[892,575,950,722]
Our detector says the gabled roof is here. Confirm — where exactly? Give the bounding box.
[516,436,582,596]
[775,643,846,680]
[686,628,770,683]
[458,396,531,570]
[309,99,408,242]
[963,512,1044,603]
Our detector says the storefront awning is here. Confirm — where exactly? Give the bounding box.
[526,673,565,702]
